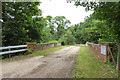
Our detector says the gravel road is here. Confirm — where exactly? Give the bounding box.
[2,46,80,78]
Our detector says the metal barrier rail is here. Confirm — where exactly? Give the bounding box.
[0,45,27,56]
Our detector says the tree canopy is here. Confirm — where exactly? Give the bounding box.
[2,2,42,46]
[74,1,120,43]
[2,1,120,46]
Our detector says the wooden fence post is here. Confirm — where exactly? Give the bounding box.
[116,43,120,70]
[108,46,116,65]
[108,50,110,63]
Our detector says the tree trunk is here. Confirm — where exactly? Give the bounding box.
[116,43,120,70]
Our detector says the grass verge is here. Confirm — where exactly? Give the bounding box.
[2,53,28,61]
[2,46,66,61]
[31,46,66,56]
[73,46,118,78]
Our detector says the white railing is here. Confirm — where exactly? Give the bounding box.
[0,45,27,57]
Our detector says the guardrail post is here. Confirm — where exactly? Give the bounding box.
[8,46,11,58]
[42,44,43,50]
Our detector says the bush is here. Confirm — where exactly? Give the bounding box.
[48,40,58,43]
[25,49,33,55]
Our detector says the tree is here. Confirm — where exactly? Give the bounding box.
[54,16,71,40]
[30,16,47,43]
[59,29,75,45]
[66,29,75,45]
[46,15,55,35]
[41,27,53,43]
[2,2,42,46]
[74,1,120,43]
[71,16,101,44]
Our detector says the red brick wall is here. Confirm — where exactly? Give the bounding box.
[87,42,106,61]
[27,42,61,51]
[27,44,37,50]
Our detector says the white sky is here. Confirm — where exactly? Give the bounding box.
[38,0,93,25]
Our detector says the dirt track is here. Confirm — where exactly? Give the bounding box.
[2,46,80,78]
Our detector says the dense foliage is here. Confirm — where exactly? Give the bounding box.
[2,2,120,46]
[2,2,42,46]
[74,1,120,43]
[2,2,73,46]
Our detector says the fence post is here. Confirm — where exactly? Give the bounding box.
[0,50,1,60]
[116,43,120,70]
[108,46,115,65]
[8,46,11,58]
[42,44,43,50]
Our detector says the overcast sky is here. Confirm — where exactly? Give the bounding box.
[38,0,93,25]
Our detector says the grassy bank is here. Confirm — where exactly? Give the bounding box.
[73,46,118,78]
[31,46,66,56]
[2,46,66,61]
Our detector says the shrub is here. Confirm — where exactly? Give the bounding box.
[25,49,33,55]
[48,40,58,43]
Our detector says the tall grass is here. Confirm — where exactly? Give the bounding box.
[73,46,118,78]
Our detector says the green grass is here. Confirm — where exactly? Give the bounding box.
[31,46,66,56]
[2,46,66,61]
[73,46,118,78]
[2,53,27,61]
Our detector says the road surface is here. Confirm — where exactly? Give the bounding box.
[2,46,80,78]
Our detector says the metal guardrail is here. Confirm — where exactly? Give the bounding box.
[0,45,27,56]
